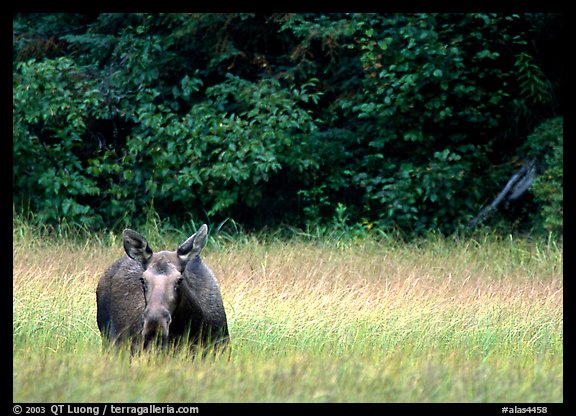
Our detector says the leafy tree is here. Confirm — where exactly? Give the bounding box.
[520,117,563,235]
[13,13,562,237]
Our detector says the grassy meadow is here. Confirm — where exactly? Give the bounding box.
[13,222,563,403]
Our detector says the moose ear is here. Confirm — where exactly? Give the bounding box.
[177,224,208,263]
[123,229,153,266]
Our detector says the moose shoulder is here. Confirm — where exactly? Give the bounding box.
[96,224,229,353]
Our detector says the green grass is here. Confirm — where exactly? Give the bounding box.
[13,222,563,402]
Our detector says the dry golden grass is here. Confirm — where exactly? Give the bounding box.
[13,227,563,402]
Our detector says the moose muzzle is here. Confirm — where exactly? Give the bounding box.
[142,307,172,347]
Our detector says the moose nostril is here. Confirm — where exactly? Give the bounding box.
[145,307,170,319]
[143,308,171,336]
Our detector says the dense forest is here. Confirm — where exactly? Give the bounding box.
[13,13,563,238]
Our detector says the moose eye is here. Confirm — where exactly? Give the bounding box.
[139,277,147,291]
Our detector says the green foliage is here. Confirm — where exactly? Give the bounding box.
[13,57,105,227]
[13,13,562,237]
[288,14,542,235]
[521,117,563,235]
[514,52,554,106]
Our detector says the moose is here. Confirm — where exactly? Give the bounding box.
[96,224,229,354]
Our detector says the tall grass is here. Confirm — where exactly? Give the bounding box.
[13,220,562,402]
